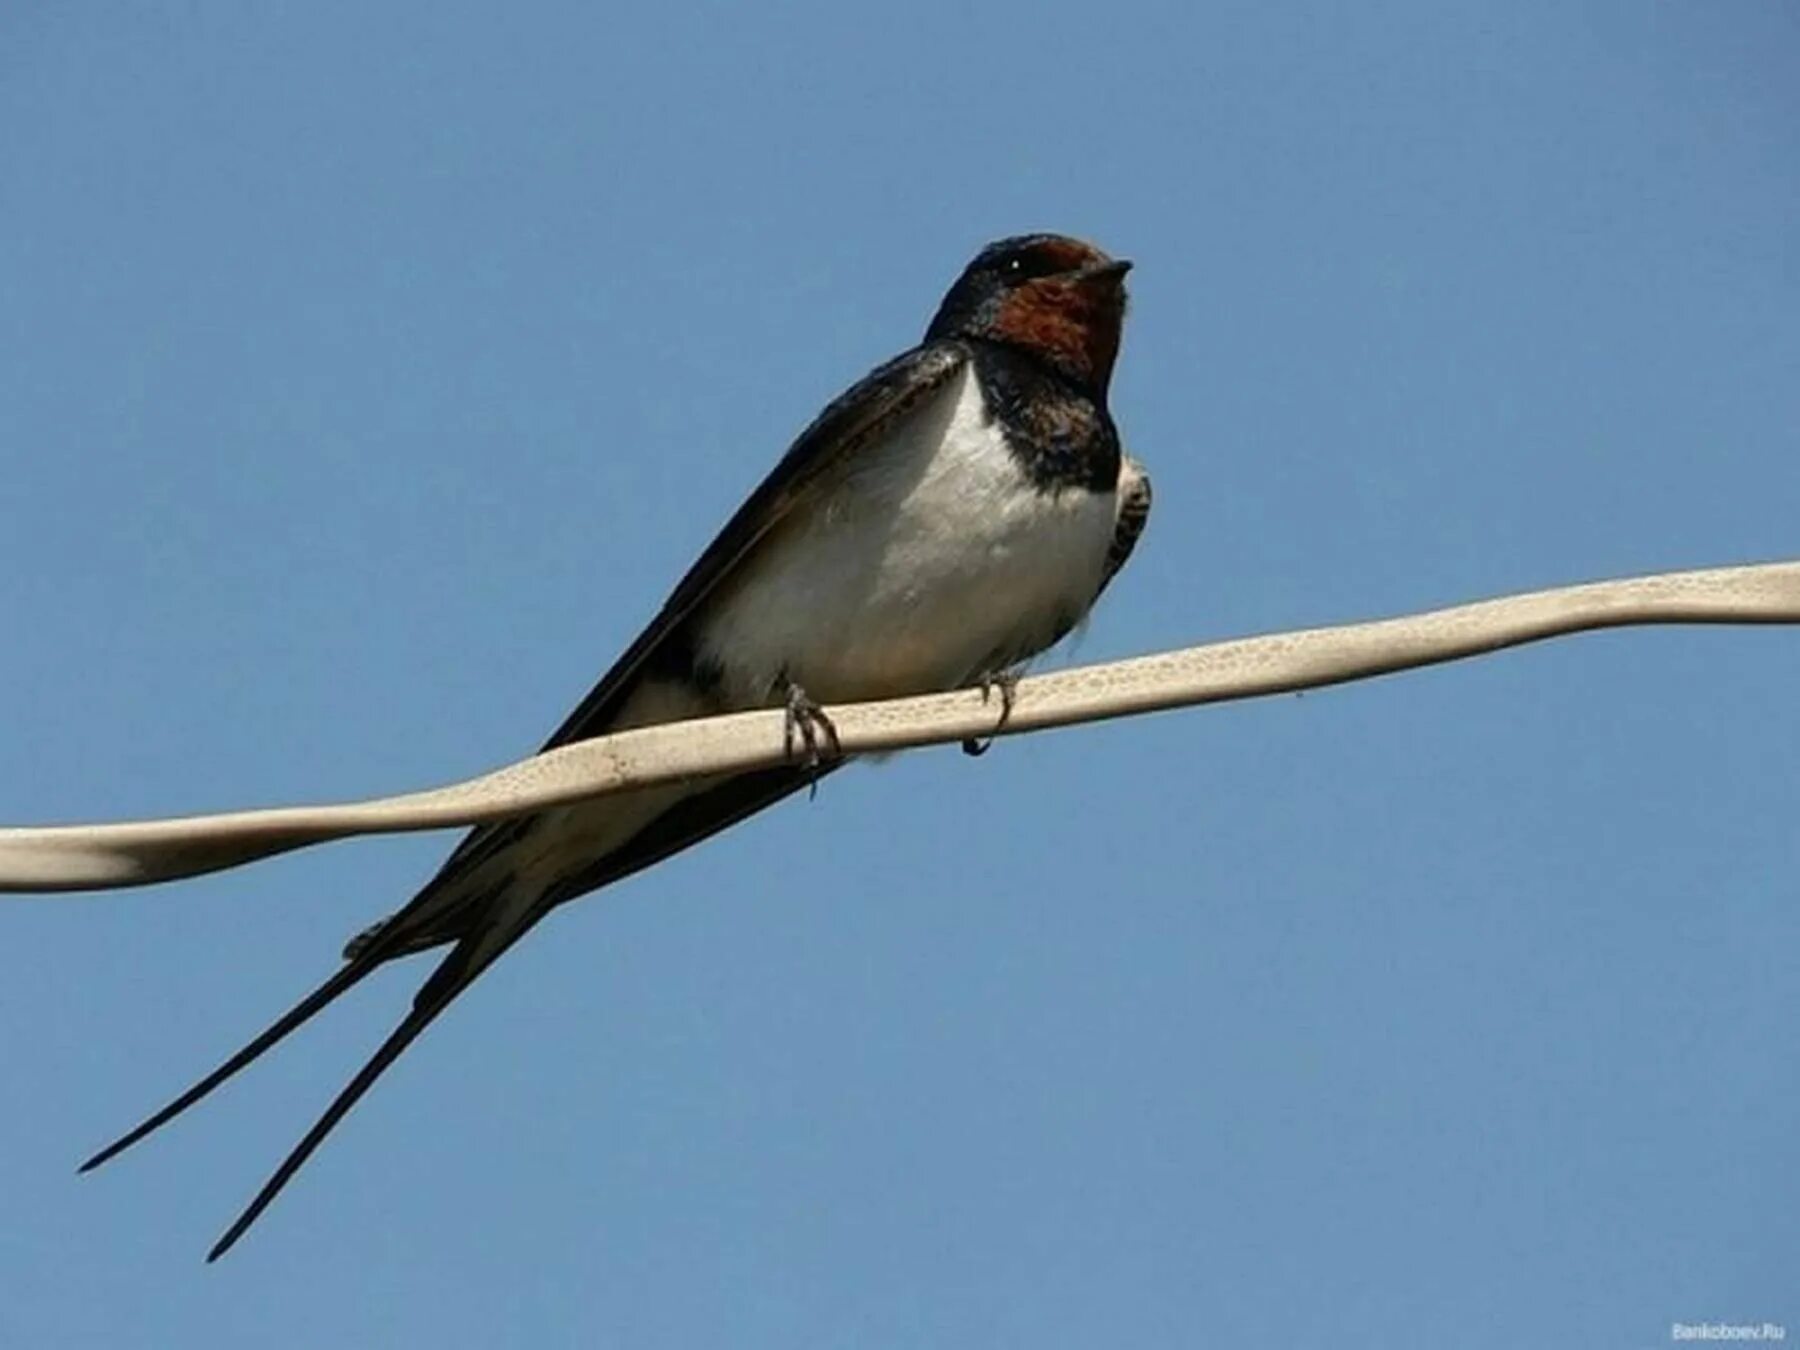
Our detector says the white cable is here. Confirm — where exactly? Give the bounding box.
[3,560,1796,893]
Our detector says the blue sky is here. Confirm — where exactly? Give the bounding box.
[3,2,1796,1344]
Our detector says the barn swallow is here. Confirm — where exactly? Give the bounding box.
[80,232,1153,1259]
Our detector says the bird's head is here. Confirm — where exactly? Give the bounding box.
[926,234,1131,395]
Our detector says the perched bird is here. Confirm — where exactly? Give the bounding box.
[82,232,1153,1259]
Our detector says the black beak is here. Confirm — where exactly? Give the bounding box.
[1079,259,1133,284]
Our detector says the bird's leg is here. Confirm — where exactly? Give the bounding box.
[782,680,842,797]
[962,667,1023,757]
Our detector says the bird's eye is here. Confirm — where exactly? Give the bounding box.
[1000,252,1049,281]
[986,245,1057,283]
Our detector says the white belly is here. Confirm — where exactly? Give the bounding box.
[695,363,1117,704]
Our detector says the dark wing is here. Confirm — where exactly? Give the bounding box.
[81,341,966,1257]
[1099,453,1151,593]
[369,339,971,940]
[541,339,969,748]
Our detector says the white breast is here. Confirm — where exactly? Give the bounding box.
[696,363,1117,705]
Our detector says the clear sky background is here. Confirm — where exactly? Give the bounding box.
[3,3,1796,1345]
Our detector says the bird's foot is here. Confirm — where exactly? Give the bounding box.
[783,682,842,796]
[962,667,1022,757]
